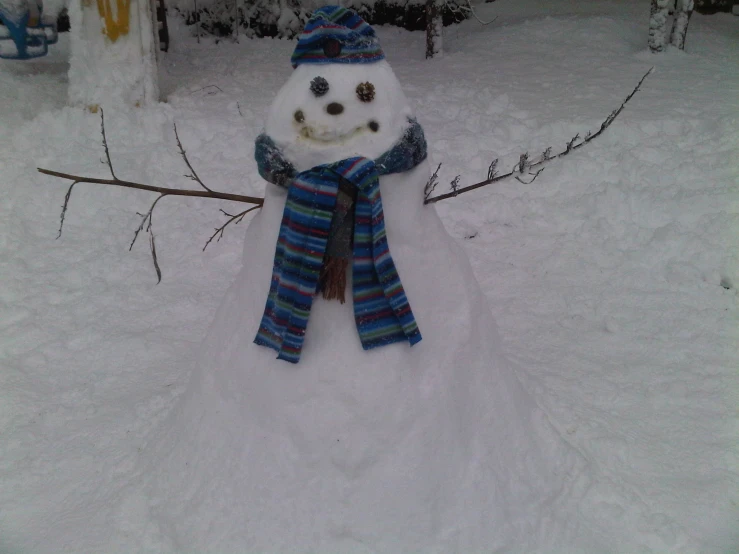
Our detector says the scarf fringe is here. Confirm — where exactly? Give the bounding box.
[320,256,348,304]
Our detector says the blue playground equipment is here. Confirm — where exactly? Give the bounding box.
[0,0,57,59]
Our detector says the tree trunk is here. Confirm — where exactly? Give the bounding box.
[649,0,671,53]
[670,0,694,49]
[425,0,442,59]
[68,0,159,110]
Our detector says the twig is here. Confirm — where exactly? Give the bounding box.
[39,168,263,205]
[515,152,530,174]
[487,159,498,180]
[574,66,654,145]
[150,232,162,283]
[515,167,544,185]
[129,194,168,282]
[425,67,653,204]
[203,205,260,251]
[563,133,580,154]
[189,85,223,96]
[423,163,442,201]
[99,109,118,179]
[130,193,167,250]
[57,181,78,238]
[174,122,212,192]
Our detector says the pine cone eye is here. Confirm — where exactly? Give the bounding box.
[356,82,375,103]
[310,76,329,97]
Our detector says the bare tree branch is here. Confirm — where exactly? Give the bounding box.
[515,167,544,185]
[487,158,499,180]
[57,181,78,238]
[130,193,167,251]
[189,85,223,96]
[38,168,263,205]
[40,110,263,205]
[129,194,168,283]
[203,205,261,251]
[99,109,118,180]
[424,67,653,204]
[423,163,442,201]
[563,133,580,155]
[174,122,213,192]
[150,232,162,283]
[40,109,265,282]
[515,152,530,174]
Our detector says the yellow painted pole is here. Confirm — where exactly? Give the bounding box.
[69,0,159,108]
[96,0,131,42]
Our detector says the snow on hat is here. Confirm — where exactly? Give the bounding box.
[290,6,385,68]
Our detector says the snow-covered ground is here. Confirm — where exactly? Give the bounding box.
[1,1,738,552]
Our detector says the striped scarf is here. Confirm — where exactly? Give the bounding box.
[254,120,427,363]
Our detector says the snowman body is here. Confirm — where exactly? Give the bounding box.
[150,56,581,553]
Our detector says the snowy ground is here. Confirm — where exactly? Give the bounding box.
[1,1,738,552]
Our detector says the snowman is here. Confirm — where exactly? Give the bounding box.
[149,7,584,552]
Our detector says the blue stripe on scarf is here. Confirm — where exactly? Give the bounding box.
[255,120,427,364]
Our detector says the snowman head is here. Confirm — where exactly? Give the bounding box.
[265,6,414,170]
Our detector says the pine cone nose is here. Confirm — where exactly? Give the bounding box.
[326,102,344,116]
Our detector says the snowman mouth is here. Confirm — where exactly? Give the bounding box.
[296,120,380,143]
[298,124,366,143]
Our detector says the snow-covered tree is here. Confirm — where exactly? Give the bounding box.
[68,0,159,109]
[649,0,697,53]
[425,0,442,58]
[648,0,671,53]
[169,0,466,39]
[670,0,694,50]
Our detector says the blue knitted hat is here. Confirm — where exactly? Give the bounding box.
[291,6,385,68]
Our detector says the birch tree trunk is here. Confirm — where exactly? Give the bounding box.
[68,0,159,110]
[670,0,694,49]
[648,0,671,53]
[425,0,442,59]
